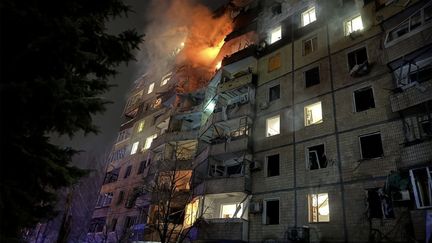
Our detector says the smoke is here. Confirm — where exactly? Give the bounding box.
[136,0,233,90]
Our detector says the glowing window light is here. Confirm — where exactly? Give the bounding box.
[270,26,282,44]
[266,115,280,137]
[148,82,155,94]
[345,15,363,36]
[220,203,243,218]
[304,101,322,126]
[130,142,139,155]
[143,134,157,150]
[302,7,316,27]
[308,193,330,222]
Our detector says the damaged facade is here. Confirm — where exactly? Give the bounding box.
[86,0,432,242]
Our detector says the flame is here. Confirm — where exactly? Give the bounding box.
[199,40,225,63]
[215,61,222,70]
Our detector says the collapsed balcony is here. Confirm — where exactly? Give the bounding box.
[151,140,198,172]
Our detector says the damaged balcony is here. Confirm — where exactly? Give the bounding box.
[184,193,250,242]
[390,78,432,112]
[123,90,143,118]
[151,140,198,172]
[384,1,432,61]
[399,140,432,169]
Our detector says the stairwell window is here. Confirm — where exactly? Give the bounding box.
[266,115,280,137]
[304,102,322,126]
[137,120,145,133]
[302,7,316,27]
[270,26,282,44]
[344,15,363,36]
[148,82,154,94]
[308,193,330,222]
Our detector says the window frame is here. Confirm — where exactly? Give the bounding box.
[304,65,320,88]
[308,193,330,223]
[409,166,432,209]
[304,101,323,127]
[270,26,282,44]
[352,86,376,112]
[266,114,281,137]
[263,198,280,225]
[344,14,364,36]
[268,83,281,102]
[266,153,280,177]
[346,46,369,71]
[302,35,318,56]
[358,132,384,160]
[306,143,327,170]
[301,7,317,27]
[220,203,243,218]
[130,141,139,155]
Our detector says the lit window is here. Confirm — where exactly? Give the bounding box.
[303,36,317,56]
[148,82,155,94]
[359,133,383,159]
[184,198,200,227]
[304,102,323,126]
[220,203,243,218]
[161,73,171,86]
[308,193,330,222]
[131,142,139,155]
[302,7,316,27]
[270,26,282,44]
[266,115,280,137]
[137,121,145,133]
[345,15,363,36]
[144,134,157,150]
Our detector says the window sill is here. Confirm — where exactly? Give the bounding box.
[358,156,384,162]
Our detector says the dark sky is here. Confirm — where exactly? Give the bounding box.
[54,0,229,165]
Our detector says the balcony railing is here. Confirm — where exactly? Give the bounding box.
[218,73,254,94]
[390,78,432,112]
[398,139,432,169]
[194,218,248,242]
[150,130,198,149]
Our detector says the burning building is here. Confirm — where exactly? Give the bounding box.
[86,0,432,242]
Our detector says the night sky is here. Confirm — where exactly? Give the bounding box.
[54,0,230,167]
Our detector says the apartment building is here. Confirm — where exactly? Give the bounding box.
[86,0,431,242]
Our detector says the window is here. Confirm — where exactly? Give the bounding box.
[209,165,225,177]
[307,144,327,170]
[359,133,384,159]
[264,199,279,225]
[116,191,125,205]
[354,87,375,112]
[109,218,117,232]
[103,168,120,184]
[184,199,200,227]
[410,166,432,209]
[269,84,280,102]
[220,203,243,218]
[304,102,323,126]
[131,141,139,155]
[148,82,154,94]
[144,134,157,150]
[124,165,132,178]
[267,154,280,177]
[88,217,106,233]
[272,4,282,15]
[268,53,281,72]
[366,188,394,219]
[137,121,145,133]
[96,192,114,208]
[303,36,317,56]
[305,67,320,87]
[302,7,316,27]
[107,147,126,163]
[266,115,280,137]
[308,193,330,222]
[344,15,363,35]
[116,129,130,143]
[348,47,368,70]
[137,160,146,174]
[270,26,282,44]
[161,73,171,86]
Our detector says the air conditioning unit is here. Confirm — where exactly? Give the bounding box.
[249,201,262,214]
[259,102,269,110]
[250,161,261,171]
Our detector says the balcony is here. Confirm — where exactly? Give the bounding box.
[194,218,248,242]
[218,73,254,94]
[209,136,250,156]
[204,175,250,195]
[150,130,198,149]
[398,139,432,169]
[389,79,432,112]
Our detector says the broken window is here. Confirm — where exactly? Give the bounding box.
[344,15,363,36]
[302,7,316,27]
[144,134,157,150]
[304,102,323,126]
[131,141,139,155]
[96,192,113,208]
[354,87,375,112]
[348,47,368,70]
[88,217,106,233]
[220,203,243,218]
[410,166,432,209]
[266,115,280,137]
[227,163,243,176]
[366,188,394,219]
[124,165,132,179]
[268,53,281,72]
[303,36,317,56]
[103,167,120,184]
[359,133,384,159]
[272,4,282,15]
[307,144,327,170]
[148,82,154,94]
[264,199,279,225]
[308,193,330,222]
[209,165,225,177]
[267,154,280,177]
[305,67,320,87]
[269,84,280,102]
[270,26,282,44]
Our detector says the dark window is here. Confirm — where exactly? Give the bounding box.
[366,188,394,219]
[116,191,125,205]
[88,217,106,233]
[267,154,280,177]
[354,87,375,112]
[305,67,320,87]
[209,165,225,177]
[348,47,368,70]
[227,163,243,175]
[272,4,282,15]
[110,218,117,232]
[123,216,136,230]
[409,66,432,83]
[269,84,280,102]
[303,37,317,56]
[168,207,184,224]
[421,120,432,136]
[265,200,279,225]
[360,133,384,159]
[124,165,132,178]
[308,144,327,170]
[137,161,146,174]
